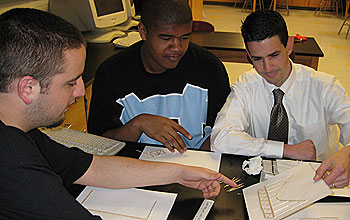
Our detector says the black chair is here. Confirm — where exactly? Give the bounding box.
[192,20,215,32]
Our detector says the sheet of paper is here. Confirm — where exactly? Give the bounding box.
[276,164,327,201]
[284,202,350,219]
[139,146,221,172]
[77,186,177,220]
[243,163,333,220]
[276,159,350,198]
[276,159,320,173]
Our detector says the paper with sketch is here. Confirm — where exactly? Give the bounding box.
[77,186,177,220]
[284,202,350,219]
[243,163,333,220]
[276,163,326,201]
[276,159,350,198]
[276,159,320,173]
[139,146,221,172]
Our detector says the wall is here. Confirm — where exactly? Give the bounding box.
[0,0,48,14]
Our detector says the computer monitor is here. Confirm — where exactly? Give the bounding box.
[50,0,131,43]
[125,0,135,18]
[113,0,140,32]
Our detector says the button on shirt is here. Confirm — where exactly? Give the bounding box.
[211,62,350,160]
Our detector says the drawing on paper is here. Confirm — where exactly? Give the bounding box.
[298,218,340,220]
[258,175,309,219]
[81,189,158,220]
[149,149,167,158]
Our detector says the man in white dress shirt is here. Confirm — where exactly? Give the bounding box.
[211,10,350,162]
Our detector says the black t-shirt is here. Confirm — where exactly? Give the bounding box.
[0,121,100,219]
[88,41,230,148]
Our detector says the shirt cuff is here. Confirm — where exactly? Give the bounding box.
[265,140,284,158]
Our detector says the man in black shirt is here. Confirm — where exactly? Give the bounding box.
[0,8,235,219]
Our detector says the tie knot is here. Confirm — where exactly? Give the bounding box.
[273,89,284,104]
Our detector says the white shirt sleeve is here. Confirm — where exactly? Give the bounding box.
[211,84,284,158]
[324,77,350,147]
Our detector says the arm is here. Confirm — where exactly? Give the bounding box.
[200,137,210,150]
[283,140,316,160]
[314,146,350,188]
[211,83,284,158]
[103,114,192,154]
[75,155,237,199]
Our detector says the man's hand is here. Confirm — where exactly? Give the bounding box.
[283,139,316,160]
[135,114,192,153]
[177,165,237,198]
[313,147,350,188]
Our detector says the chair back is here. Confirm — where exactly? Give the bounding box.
[192,20,215,32]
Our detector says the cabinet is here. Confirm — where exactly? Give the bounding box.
[206,0,322,7]
[205,0,240,2]
[60,84,92,132]
[85,85,93,119]
[61,96,87,132]
[308,0,322,7]
[189,0,204,20]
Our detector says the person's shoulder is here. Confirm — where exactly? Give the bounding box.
[0,124,38,161]
[101,41,142,66]
[236,68,262,84]
[231,69,262,92]
[294,63,337,84]
[0,122,27,140]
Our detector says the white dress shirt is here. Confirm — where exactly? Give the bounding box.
[211,62,350,160]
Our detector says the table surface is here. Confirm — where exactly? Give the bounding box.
[189,31,324,57]
[117,142,260,220]
[115,142,350,220]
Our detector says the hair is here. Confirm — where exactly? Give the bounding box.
[141,0,192,30]
[0,8,86,93]
[241,10,288,48]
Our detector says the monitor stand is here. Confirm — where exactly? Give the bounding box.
[83,29,126,43]
[113,18,140,32]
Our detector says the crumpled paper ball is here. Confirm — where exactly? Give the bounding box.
[242,156,263,175]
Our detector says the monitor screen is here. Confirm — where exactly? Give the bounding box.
[94,0,124,17]
[50,0,138,43]
[49,0,128,31]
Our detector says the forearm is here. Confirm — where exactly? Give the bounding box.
[200,137,210,150]
[283,140,316,160]
[103,117,143,142]
[211,126,283,157]
[75,155,182,188]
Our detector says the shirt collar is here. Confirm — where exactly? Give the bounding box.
[262,59,295,96]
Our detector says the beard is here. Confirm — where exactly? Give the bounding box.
[43,118,65,129]
[24,93,66,130]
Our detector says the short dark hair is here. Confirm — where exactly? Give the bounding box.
[141,0,192,30]
[241,10,288,48]
[0,8,86,93]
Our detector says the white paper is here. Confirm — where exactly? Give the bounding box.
[243,163,333,220]
[276,163,325,201]
[284,202,350,219]
[139,146,221,172]
[77,186,177,220]
[242,156,263,175]
[276,159,350,198]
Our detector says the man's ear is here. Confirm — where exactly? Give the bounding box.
[17,76,40,105]
[138,22,147,40]
[286,36,294,56]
